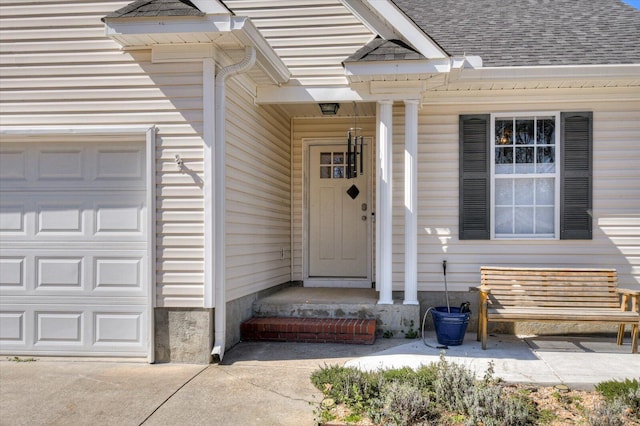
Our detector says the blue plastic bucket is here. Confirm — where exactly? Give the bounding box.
[431,307,471,346]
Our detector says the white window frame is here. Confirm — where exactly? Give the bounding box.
[490,112,561,240]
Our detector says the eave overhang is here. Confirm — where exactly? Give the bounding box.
[453,63,640,84]
[103,14,290,85]
[343,55,482,83]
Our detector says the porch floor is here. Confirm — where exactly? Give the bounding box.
[258,286,378,306]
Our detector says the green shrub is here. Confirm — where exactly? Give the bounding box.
[463,383,537,426]
[310,364,381,408]
[311,359,538,425]
[595,378,640,402]
[433,357,475,413]
[587,399,628,426]
[595,378,640,421]
[378,381,437,425]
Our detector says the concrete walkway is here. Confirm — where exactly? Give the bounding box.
[1,334,639,426]
[347,334,640,388]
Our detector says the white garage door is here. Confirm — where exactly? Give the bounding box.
[0,140,150,357]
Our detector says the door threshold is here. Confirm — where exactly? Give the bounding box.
[304,279,372,288]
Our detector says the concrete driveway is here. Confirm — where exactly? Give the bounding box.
[0,339,402,426]
[1,334,639,425]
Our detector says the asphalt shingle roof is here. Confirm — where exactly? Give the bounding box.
[392,0,640,66]
[344,37,426,62]
[103,0,204,19]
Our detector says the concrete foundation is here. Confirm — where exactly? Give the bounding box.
[155,287,621,364]
[225,281,297,349]
[154,308,213,364]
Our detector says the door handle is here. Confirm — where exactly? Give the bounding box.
[362,215,367,221]
[361,203,367,211]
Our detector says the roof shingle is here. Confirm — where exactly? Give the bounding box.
[391,0,640,66]
[104,0,204,19]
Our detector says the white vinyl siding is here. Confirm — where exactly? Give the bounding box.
[1,1,204,308]
[225,80,292,302]
[0,1,293,308]
[416,96,640,291]
[221,0,375,86]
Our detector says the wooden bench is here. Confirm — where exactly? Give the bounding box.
[473,267,639,353]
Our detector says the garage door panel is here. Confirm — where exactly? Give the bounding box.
[0,142,146,190]
[0,148,27,180]
[95,203,143,234]
[95,257,143,291]
[95,147,144,181]
[36,311,83,344]
[94,312,142,345]
[38,148,84,180]
[0,304,148,356]
[1,194,146,241]
[37,257,83,289]
[0,257,25,289]
[38,203,83,233]
[0,203,26,233]
[1,251,147,296]
[0,311,25,344]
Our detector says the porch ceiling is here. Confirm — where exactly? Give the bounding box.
[279,101,376,118]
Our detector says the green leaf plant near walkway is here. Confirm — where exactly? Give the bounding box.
[310,355,640,426]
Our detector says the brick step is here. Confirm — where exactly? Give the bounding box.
[241,317,376,345]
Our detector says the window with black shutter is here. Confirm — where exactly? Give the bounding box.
[459,115,490,240]
[459,112,592,240]
[560,112,593,239]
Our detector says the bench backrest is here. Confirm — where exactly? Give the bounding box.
[480,267,619,309]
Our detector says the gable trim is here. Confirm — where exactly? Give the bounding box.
[362,0,447,59]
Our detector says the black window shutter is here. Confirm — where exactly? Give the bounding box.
[459,114,490,240]
[560,112,593,239]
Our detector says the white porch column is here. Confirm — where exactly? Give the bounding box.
[403,100,419,305]
[377,100,393,305]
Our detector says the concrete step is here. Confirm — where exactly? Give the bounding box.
[241,317,376,344]
[252,287,378,319]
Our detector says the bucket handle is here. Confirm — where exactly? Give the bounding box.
[420,307,448,350]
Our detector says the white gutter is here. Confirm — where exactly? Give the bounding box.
[453,63,640,82]
[211,46,256,362]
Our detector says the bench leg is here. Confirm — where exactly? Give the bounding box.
[481,318,487,350]
[480,303,488,350]
[617,324,625,345]
[632,323,638,354]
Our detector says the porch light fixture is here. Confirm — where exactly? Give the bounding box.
[318,103,340,115]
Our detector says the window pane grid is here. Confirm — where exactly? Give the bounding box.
[320,151,356,179]
[493,115,557,239]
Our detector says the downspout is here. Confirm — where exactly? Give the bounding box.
[211,46,256,362]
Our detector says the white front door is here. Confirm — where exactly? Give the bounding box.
[307,143,371,286]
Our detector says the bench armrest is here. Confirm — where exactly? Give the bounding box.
[471,285,491,294]
[617,288,640,296]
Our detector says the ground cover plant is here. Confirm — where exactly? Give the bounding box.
[310,356,640,425]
